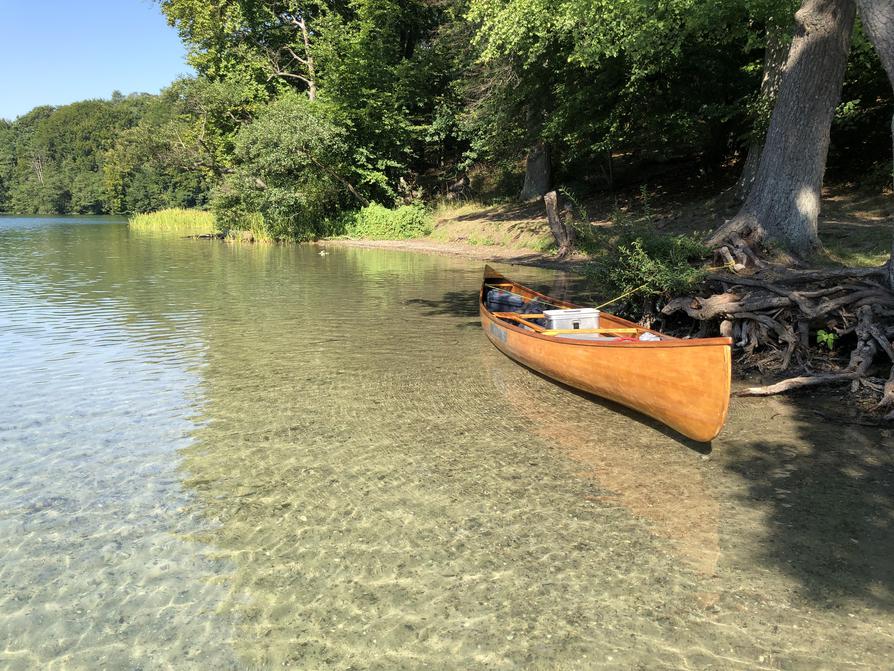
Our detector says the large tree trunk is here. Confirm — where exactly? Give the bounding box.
[520,141,551,201]
[735,22,790,201]
[856,0,894,189]
[710,0,856,257]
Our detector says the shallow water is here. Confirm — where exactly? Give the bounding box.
[1,215,892,670]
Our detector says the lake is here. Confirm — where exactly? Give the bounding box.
[1,215,892,669]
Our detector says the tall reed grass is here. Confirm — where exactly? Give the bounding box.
[222,211,275,243]
[129,209,216,236]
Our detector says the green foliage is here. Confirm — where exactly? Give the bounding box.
[104,78,256,214]
[0,121,14,211]
[4,101,126,214]
[211,93,365,241]
[129,208,216,236]
[160,0,324,104]
[830,20,894,171]
[583,220,710,302]
[161,0,459,205]
[463,0,798,178]
[816,329,839,350]
[342,203,432,240]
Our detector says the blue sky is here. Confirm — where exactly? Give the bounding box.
[0,1,192,121]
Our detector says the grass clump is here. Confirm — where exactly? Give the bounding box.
[221,211,276,243]
[129,209,215,236]
[342,203,432,240]
[828,248,892,267]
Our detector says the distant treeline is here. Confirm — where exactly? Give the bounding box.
[0,0,890,237]
[0,90,211,216]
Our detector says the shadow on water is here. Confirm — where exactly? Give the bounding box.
[480,347,722,576]
[406,291,479,318]
[405,276,597,331]
[725,392,894,611]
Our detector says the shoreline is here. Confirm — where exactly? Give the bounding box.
[316,237,591,272]
[319,236,891,426]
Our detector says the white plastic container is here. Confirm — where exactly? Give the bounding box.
[543,308,600,331]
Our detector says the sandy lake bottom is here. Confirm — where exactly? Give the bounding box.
[1,216,892,669]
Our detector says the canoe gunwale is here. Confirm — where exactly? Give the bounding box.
[482,306,732,348]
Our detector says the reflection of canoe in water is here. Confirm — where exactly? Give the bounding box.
[480,265,732,442]
[485,359,721,575]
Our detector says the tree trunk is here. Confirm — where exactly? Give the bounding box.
[735,22,790,201]
[544,190,574,257]
[710,0,856,257]
[296,14,317,101]
[856,0,894,189]
[520,141,551,201]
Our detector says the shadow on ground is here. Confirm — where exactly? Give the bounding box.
[726,393,894,610]
[451,202,544,223]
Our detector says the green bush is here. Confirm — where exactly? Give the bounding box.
[211,93,372,242]
[342,203,432,240]
[583,221,710,302]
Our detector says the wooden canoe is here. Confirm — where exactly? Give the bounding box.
[479,265,732,442]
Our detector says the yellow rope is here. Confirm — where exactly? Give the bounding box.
[593,283,649,310]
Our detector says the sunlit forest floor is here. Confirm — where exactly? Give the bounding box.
[819,185,893,266]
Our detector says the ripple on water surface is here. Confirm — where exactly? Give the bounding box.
[0,216,892,670]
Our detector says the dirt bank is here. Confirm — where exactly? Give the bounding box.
[320,181,892,272]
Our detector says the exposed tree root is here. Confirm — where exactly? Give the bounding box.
[661,240,894,419]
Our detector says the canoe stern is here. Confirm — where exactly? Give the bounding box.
[480,302,731,443]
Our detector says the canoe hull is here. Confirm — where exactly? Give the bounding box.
[480,271,731,442]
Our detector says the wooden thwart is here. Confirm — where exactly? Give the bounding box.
[491,312,547,331]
